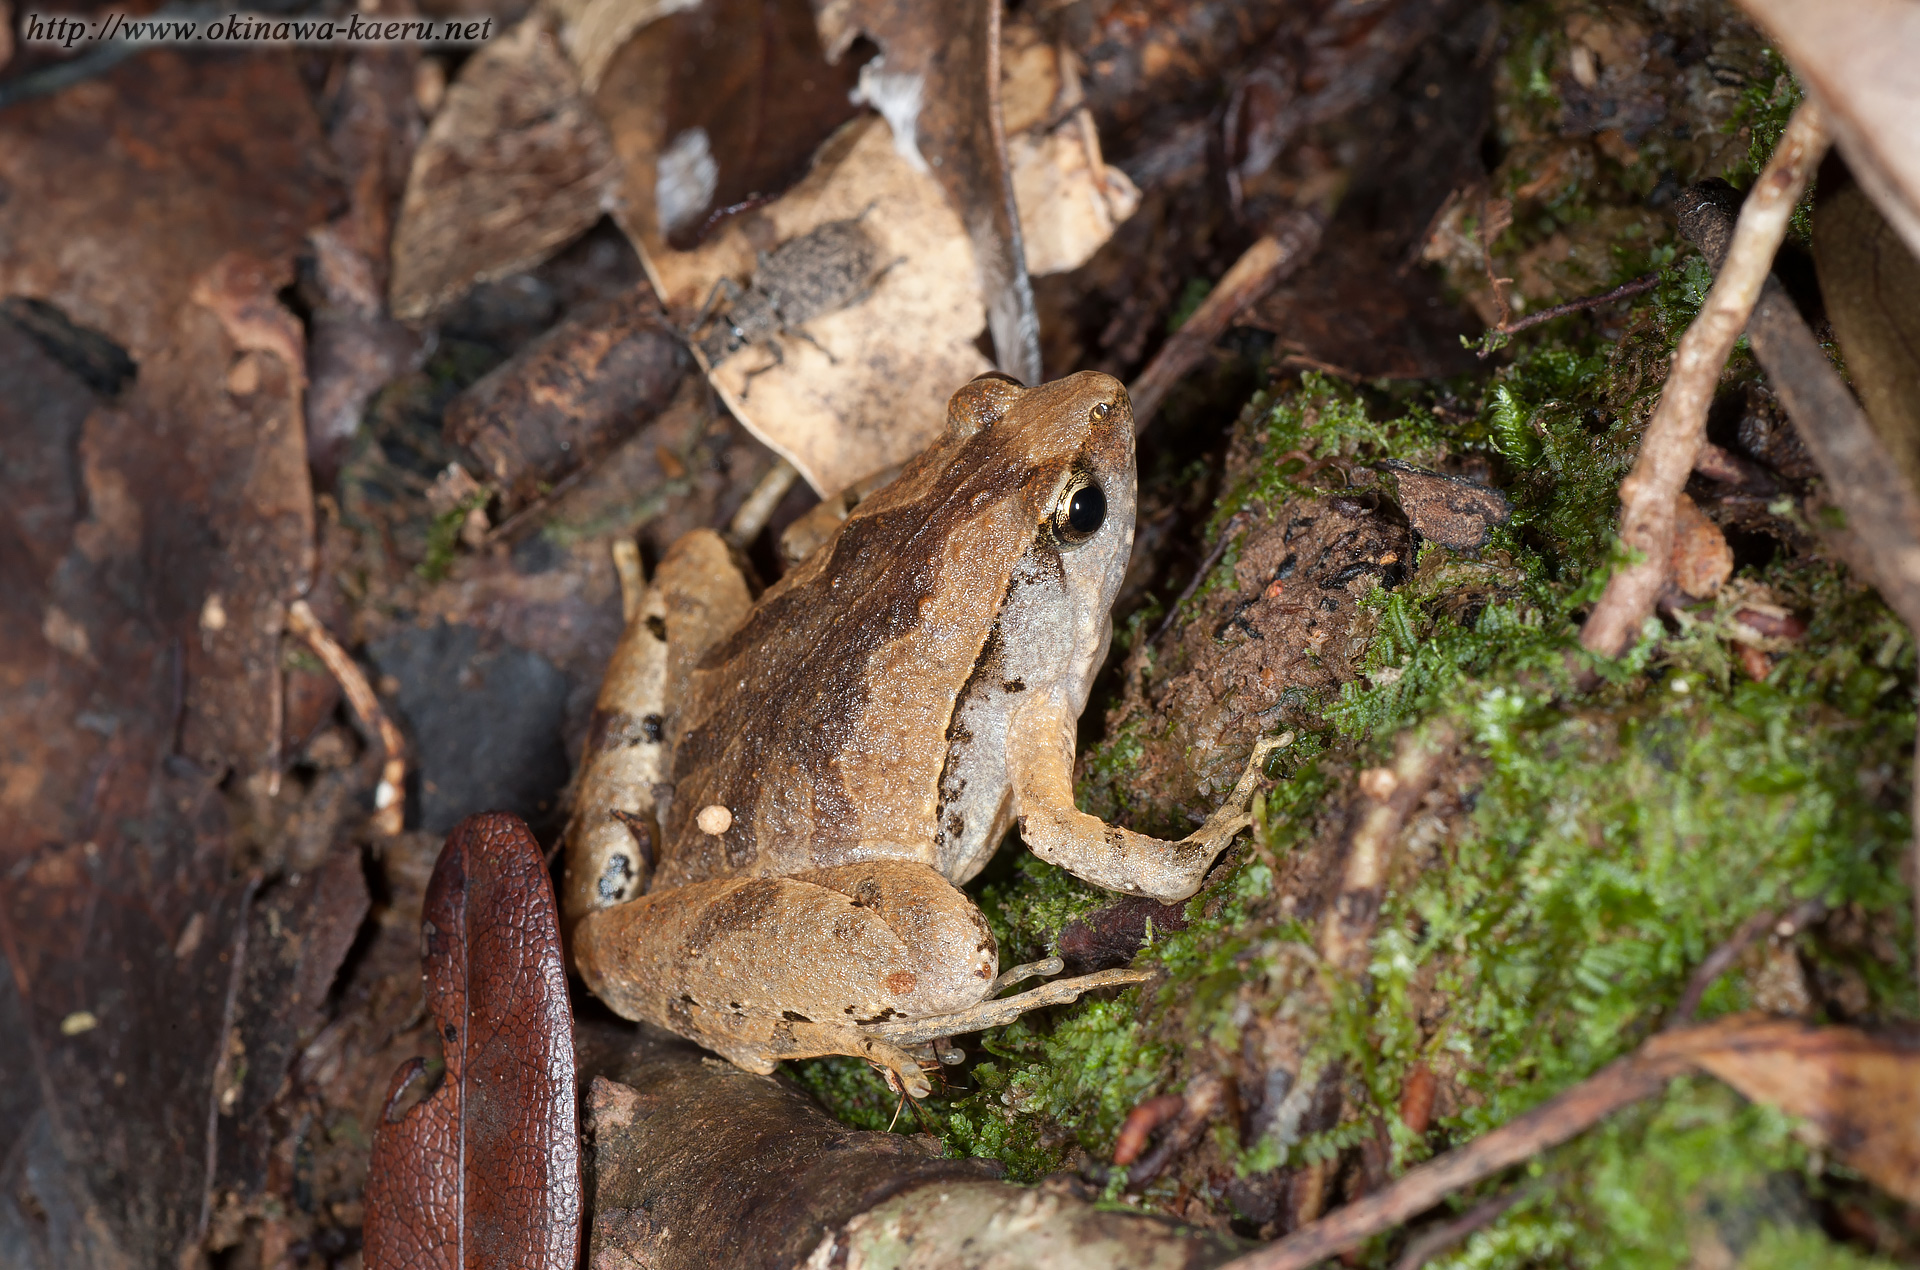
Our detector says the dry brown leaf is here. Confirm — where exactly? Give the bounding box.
[1001,21,1140,277]
[1670,492,1733,598]
[1814,175,1920,500]
[584,9,1135,496]
[1739,0,1920,263]
[389,15,620,323]
[1687,1021,1920,1206]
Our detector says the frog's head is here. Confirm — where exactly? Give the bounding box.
[943,369,1138,710]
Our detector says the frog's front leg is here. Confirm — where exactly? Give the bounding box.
[1009,697,1279,903]
[571,860,997,1098]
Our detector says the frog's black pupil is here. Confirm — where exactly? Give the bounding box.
[1067,482,1105,536]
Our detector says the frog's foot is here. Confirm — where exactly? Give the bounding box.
[780,1024,935,1100]
[1183,733,1291,851]
[988,954,1064,996]
[859,967,1155,1049]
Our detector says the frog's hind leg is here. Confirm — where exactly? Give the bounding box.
[570,860,997,1098]
[561,531,750,935]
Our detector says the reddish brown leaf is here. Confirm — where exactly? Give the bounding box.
[365,813,581,1270]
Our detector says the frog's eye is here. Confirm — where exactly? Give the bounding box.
[1090,401,1112,422]
[1050,474,1106,545]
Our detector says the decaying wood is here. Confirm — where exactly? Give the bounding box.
[1579,99,1829,658]
[287,599,406,836]
[577,1016,1243,1269]
[1129,209,1325,433]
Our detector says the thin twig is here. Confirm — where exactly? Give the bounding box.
[1130,210,1325,434]
[1388,1184,1533,1270]
[725,458,799,545]
[1671,898,1823,1025]
[611,538,645,625]
[1319,725,1458,976]
[1152,511,1253,645]
[1580,99,1830,659]
[1479,196,1516,329]
[1476,272,1661,357]
[287,600,406,836]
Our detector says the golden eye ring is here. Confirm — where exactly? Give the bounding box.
[1050,473,1107,545]
[1090,401,1112,421]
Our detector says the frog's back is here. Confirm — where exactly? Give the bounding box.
[651,374,1116,890]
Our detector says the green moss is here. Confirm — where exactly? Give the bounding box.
[787,1054,923,1134]
[786,14,1912,1264]
[415,489,489,582]
[1725,49,1814,241]
[978,854,1110,968]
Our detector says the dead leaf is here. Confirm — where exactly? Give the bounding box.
[589,8,1134,495]
[1669,492,1733,598]
[564,0,865,249]
[364,813,581,1270]
[1000,20,1142,276]
[1739,0,1920,262]
[0,50,334,1261]
[818,0,1041,382]
[1813,173,1920,501]
[444,291,690,511]
[389,15,620,323]
[1687,1021,1920,1206]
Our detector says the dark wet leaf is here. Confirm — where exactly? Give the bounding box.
[389,19,620,323]
[364,813,580,1270]
[0,49,334,1266]
[1057,896,1190,975]
[648,0,866,250]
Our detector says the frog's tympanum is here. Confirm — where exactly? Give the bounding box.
[563,371,1270,1095]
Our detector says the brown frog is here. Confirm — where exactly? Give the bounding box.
[563,371,1274,1095]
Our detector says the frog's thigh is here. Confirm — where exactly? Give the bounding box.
[654,528,751,703]
[573,862,996,1069]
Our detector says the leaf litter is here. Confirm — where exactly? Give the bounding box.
[8,0,1920,1266]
